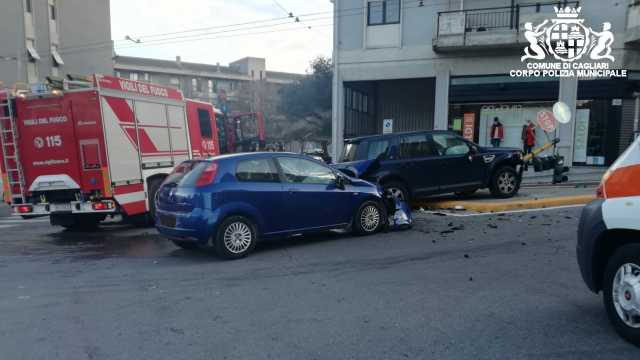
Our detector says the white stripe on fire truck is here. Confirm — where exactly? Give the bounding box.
[114,191,146,205]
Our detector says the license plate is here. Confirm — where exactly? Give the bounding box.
[160,214,176,228]
[52,203,72,212]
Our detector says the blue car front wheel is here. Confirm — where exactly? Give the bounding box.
[354,201,387,236]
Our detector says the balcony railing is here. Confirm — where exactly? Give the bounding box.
[434,1,580,51]
[627,1,640,45]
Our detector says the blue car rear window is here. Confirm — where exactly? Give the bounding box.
[164,160,210,187]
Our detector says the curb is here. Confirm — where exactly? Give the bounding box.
[413,194,596,213]
[520,181,600,188]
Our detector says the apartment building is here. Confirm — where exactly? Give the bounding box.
[0,0,113,86]
[331,0,640,165]
[113,55,303,115]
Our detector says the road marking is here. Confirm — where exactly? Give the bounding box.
[0,218,49,223]
[417,204,585,217]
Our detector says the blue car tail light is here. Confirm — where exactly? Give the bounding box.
[196,162,219,188]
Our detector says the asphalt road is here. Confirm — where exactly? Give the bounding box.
[0,204,637,359]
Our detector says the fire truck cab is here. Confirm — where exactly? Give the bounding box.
[0,75,219,229]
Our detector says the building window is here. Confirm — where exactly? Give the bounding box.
[129,73,139,81]
[192,78,198,92]
[116,71,121,78]
[143,73,150,81]
[50,0,57,20]
[208,80,215,94]
[367,0,400,26]
[25,0,32,13]
[170,77,180,88]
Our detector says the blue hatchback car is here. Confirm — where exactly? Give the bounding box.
[155,153,387,259]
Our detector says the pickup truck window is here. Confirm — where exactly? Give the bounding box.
[366,139,390,160]
[432,134,470,156]
[399,134,437,159]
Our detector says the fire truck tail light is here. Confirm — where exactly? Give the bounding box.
[92,201,114,211]
[16,205,33,214]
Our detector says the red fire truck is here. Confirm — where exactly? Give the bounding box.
[0,74,219,229]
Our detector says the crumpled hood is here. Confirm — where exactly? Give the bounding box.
[332,159,378,178]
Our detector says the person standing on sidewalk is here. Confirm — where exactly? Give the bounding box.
[490,117,504,147]
[522,120,536,154]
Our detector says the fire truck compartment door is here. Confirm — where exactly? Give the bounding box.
[16,97,83,190]
[134,100,172,166]
[101,96,142,183]
[167,105,189,164]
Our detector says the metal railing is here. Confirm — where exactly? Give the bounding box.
[437,1,580,36]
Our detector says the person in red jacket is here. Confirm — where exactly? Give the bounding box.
[490,117,504,147]
[522,120,536,154]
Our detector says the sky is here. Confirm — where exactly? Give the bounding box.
[110,0,334,74]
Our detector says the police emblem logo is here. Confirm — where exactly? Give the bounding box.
[521,6,615,63]
[546,17,590,62]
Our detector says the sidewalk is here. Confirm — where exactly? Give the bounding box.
[414,184,597,213]
[521,166,606,186]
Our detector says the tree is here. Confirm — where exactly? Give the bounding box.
[277,56,332,140]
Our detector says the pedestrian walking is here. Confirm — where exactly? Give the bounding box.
[522,120,536,155]
[490,117,504,147]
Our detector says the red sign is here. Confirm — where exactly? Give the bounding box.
[536,110,557,133]
[462,113,475,141]
[95,75,183,101]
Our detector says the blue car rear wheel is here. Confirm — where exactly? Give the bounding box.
[214,216,258,259]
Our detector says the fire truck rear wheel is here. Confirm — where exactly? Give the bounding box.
[147,178,164,223]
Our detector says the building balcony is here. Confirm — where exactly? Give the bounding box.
[433,2,579,52]
[626,1,640,45]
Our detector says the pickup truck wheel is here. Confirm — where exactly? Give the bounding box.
[603,244,640,346]
[354,201,387,236]
[382,181,410,202]
[214,216,257,260]
[489,166,519,198]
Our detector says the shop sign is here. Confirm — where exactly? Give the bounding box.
[510,6,627,79]
[536,111,557,133]
[462,113,475,141]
